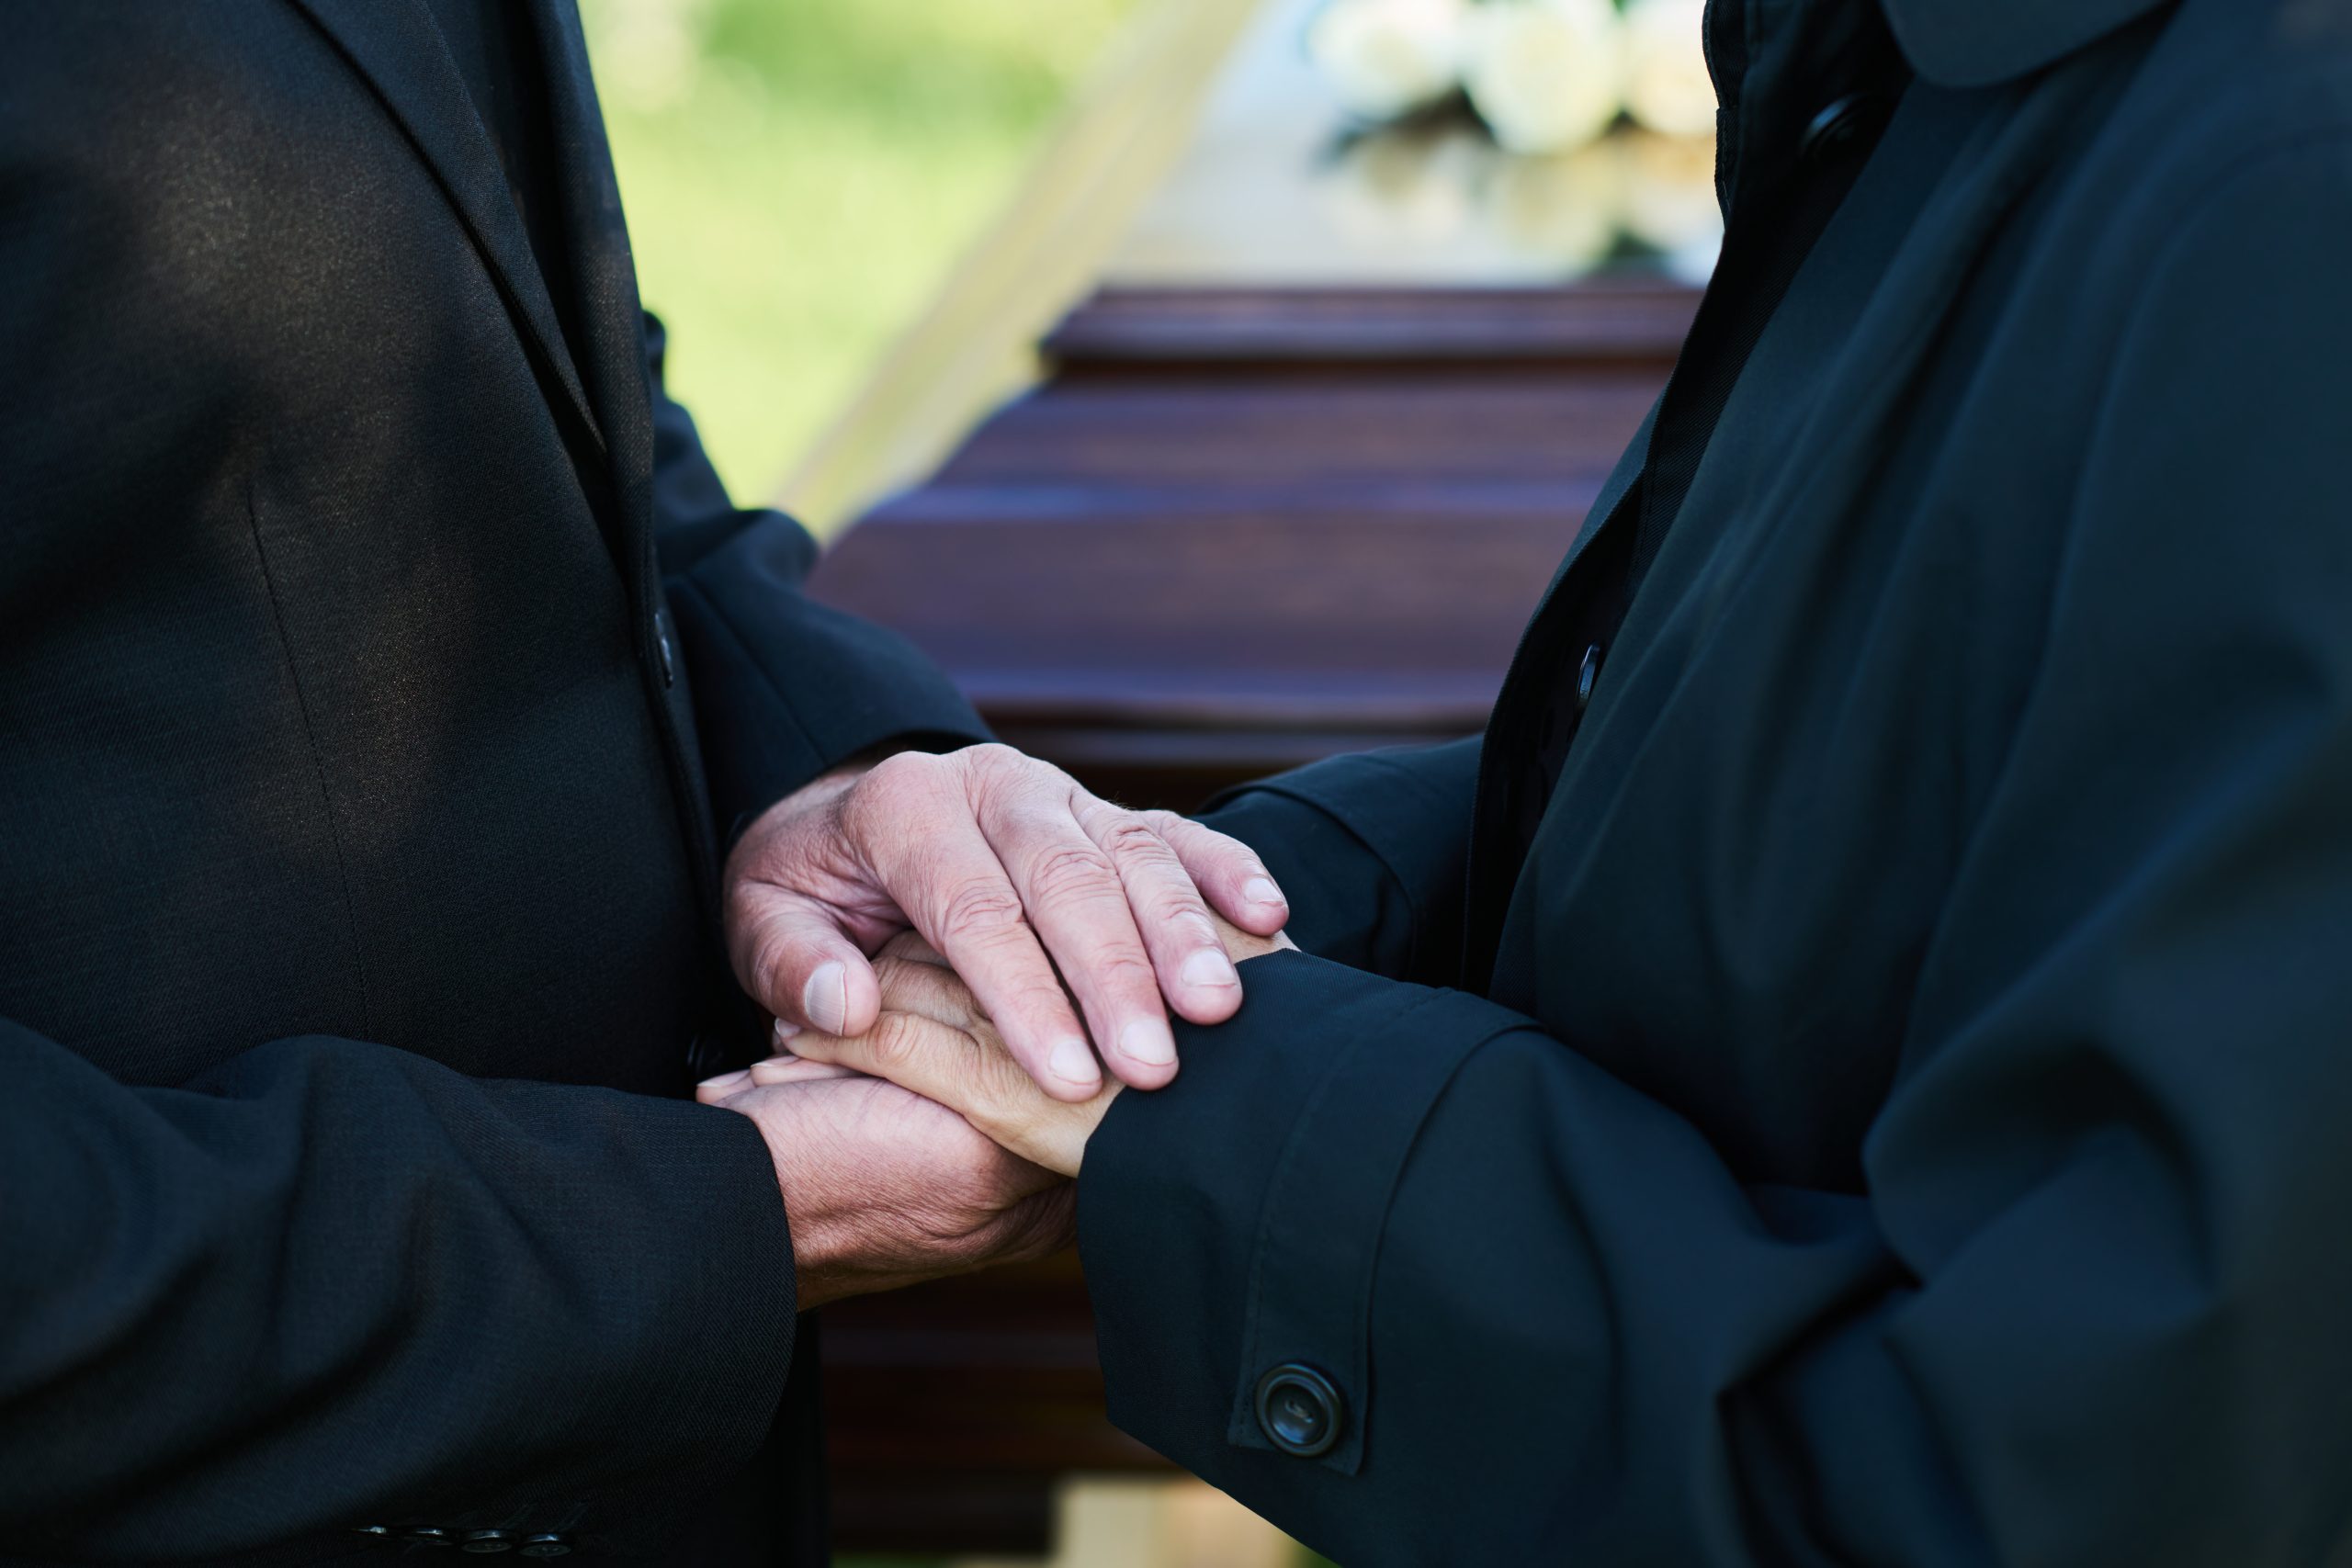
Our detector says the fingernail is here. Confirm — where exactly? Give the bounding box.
[772,1019,802,1048]
[1119,1019,1178,1066]
[803,963,847,1035]
[698,1069,752,1094]
[1182,948,1238,990]
[1048,1037,1100,1088]
[1244,876,1285,910]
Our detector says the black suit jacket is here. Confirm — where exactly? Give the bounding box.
[0,2,983,1562]
[1090,0,2352,1561]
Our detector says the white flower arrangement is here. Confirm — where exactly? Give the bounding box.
[1464,0,1623,154]
[1307,0,1714,154]
[1621,0,1716,138]
[1306,0,1470,121]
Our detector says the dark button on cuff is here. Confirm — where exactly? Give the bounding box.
[403,1528,458,1547]
[684,1032,724,1079]
[1254,1362,1345,1459]
[1801,93,1881,163]
[462,1530,516,1552]
[519,1536,574,1559]
[655,621,678,688]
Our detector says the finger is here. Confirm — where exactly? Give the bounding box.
[877,929,949,968]
[744,1054,865,1087]
[1148,812,1290,936]
[979,793,1175,1092]
[729,886,883,1042]
[787,1013,1008,1124]
[793,1014,1109,1179]
[1077,796,1240,1035]
[873,950,992,1032]
[695,1068,752,1105]
[869,807,1101,1101]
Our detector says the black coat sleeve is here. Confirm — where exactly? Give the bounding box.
[0,1021,797,1562]
[1079,141,2352,1565]
[644,315,990,839]
[1194,739,1480,986]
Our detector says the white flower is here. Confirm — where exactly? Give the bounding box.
[1621,0,1717,137]
[1464,0,1624,156]
[1487,142,1623,273]
[1307,0,1471,123]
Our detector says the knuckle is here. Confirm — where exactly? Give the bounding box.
[998,973,1079,1033]
[870,953,919,1002]
[963,743,1026,785]
[743,932,801,1002]
[845,753,925,825]
[968,753,1055,820]
[1090,949,1159,998]
[937,879,1027,944]
[1094,815,1172,863]
[1026,843,1122,906]
[867,1012,929,1073]
[1148,888,1216,936]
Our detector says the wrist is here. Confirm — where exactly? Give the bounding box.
[730,1098,861,1310]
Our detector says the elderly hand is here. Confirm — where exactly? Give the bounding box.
[727,919,1295,1178]
[696,1066,1073,1309]
[726,745,1289,1102]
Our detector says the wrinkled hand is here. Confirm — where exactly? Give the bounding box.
[732,919,1296,1178]
[697,1068,1073,1310]
[726,745,1289,1101]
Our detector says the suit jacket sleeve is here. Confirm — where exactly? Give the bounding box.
[1079,141,2352,1566]
[644,313,990,838]
[0,1021,797,1561]
[1194,738,1480,986]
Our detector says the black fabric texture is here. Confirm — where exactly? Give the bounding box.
[1085,0,2352,1561]
[0,1,986,1560]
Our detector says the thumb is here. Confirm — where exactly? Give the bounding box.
[730,887,884,1039]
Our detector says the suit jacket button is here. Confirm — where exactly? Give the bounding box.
[684,1033,723,1077]
[520,1536,574,1558]
[1254,1363,1344,1458]
[1576,644,1605,713]
[403,1528,458,1547]
[655,622,678,688]
[1801,93,1879,162]
[462,1530,516,1552]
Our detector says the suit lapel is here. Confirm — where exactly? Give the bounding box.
[521,0,657,573]
[521,0,728,916]
[283,0,605,462]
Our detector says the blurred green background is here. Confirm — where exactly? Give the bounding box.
[580,0,1136,505]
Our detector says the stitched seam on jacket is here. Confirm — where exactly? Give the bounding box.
[244,482,374,1037]
[1339,1015,1530,1464]
[1228,987,1510,1462]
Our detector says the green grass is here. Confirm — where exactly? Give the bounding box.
[582,0,1136,505]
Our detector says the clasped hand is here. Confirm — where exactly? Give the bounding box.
[701,919,1292,1306]
[700,744,1291,1308]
